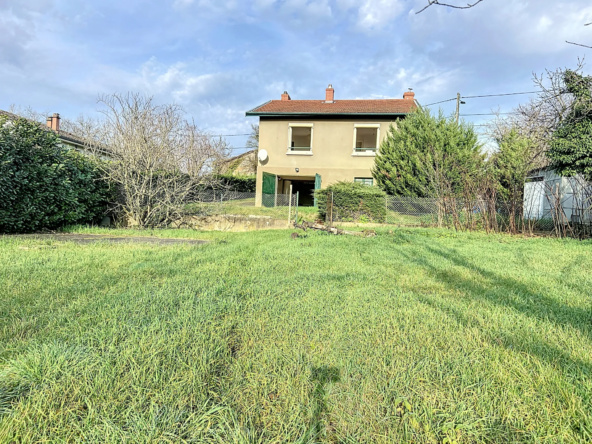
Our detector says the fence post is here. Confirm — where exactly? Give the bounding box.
[330,192,334,227]
[288,184,293,226]
[295,191,299,224]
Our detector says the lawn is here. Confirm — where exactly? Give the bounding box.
[1,227,592,443]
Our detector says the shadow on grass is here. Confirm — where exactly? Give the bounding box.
[404,241,591,337]
[398,241,592,373]
[299,366,340,444]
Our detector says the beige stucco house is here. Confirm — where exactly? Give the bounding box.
[246,85,418,206]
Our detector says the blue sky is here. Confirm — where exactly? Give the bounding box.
[1,0,591,152]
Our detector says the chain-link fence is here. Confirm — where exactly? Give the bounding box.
[183,184,591,237]
[317,189,592,237]
[186,191,297,221]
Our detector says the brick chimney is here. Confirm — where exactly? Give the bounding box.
[403,91,415,100]
[46,113,61,131]
[325,84,334,103]
[281,91,291,101]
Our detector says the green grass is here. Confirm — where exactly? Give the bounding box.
[1,227,592,443]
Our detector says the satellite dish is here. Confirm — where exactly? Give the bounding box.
[258,149,268,162]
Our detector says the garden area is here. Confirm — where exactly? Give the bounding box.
[2,227,592,442]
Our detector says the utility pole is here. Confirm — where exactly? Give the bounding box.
[455,93,466,125]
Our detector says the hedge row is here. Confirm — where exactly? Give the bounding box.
[0,117,112,233]
[315,181,387,223]
[215,174,256,192]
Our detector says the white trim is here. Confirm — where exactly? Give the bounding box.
[352,123,380,156]
[288,123,314,155]
[286,152,313,156]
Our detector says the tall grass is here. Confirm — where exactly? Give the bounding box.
[1,228,592,442]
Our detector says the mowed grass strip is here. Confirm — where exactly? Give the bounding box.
[1,228,591,443]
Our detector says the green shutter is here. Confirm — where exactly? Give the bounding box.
[262,172,276,207]
[314,173,322,207]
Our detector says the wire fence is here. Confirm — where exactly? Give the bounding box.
[183,184,592,238]
[319,187,592,238]
[186,191,298,221]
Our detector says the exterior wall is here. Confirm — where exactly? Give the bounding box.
[255,117,398,205]
[219,151,257,176]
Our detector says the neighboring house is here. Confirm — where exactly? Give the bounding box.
[217,149,257,176]
[0,110,112,159]
[524,167,592,223]
[246,85,418,206]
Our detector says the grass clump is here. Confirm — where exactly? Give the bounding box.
[1,227,592,442]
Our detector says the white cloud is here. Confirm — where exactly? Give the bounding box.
[356,0,405,30]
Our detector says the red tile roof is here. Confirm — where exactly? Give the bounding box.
[246,98,418,116]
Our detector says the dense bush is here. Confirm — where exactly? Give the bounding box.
[0,116,112,233]
[315,181,387,223]
[216,174,256,192]
[548,70,592,181]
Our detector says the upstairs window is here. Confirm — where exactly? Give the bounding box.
[288,124,313,153]
[353,124,380,154]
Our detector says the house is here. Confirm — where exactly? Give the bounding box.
[217,149,257,176]
[246,85,418,206]
[0,110,111,158]
[524,167,592,223]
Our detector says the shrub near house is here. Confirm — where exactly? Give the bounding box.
[315,181,387,223]
[0,116,111,233]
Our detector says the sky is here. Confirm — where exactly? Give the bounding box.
[1,0,592,152]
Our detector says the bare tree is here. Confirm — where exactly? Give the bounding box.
[245,123,259,173]
[84,93,230,227]
[485,60,588,170]
[416,0,483,14]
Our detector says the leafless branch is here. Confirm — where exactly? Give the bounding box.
[567,41,592,49]
[81,93,230,227]
[416,0,483,14]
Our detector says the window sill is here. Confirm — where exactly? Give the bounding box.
[351,151,377,157]
[286,151,313,156]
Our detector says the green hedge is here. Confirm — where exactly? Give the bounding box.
[214,174,256,192]
[0,116,113,233]
[315,181,387,223]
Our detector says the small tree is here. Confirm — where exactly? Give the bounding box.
[488,129,534,233]
[372,108,484,198]
[84,93,230,227]
[244,123,259,174]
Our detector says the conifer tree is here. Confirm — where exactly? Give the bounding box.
[372,108,483,197]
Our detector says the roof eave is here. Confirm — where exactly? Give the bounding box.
[245,111,412,117]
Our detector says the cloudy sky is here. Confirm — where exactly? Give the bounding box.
[1,0,591,151]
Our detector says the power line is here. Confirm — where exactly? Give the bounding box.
[460,112,514,116]
[211,133,251,137]
[424,91,543,108]
[462,91,541,99]
[423,97,457,107]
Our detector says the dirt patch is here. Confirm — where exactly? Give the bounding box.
[9,233,208,246]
